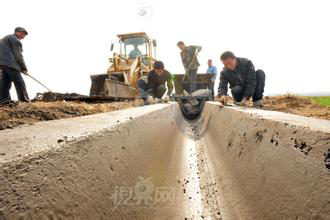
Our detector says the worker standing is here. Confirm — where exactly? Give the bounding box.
[217,51,265,107]
[177,41,202,93]
[137,61,173,104]
[206,59,217,100]
[0,27,30,104]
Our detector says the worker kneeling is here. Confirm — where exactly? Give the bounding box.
[217,51,265,107]
[137,61,173,104]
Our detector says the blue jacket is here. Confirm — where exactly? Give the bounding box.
[206,65,217,81]
[0,34,28,72]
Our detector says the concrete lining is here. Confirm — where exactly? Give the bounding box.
[201,103,330,219]
[0,104,168,164]
[0,102,329,219]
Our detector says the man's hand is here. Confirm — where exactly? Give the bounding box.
[22,70,28,75]
[218,96,229,105]
[240,97,248,106]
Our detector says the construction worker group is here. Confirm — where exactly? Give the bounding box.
[137,40,265,107]
[0,27,265,107]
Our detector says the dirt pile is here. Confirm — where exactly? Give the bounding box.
[263,95,330,120]
[0,100,143,130]
[1,94,330,131]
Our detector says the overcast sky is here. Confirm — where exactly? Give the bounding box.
[1,0,329,98]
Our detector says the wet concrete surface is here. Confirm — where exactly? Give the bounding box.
[0,102,329,219]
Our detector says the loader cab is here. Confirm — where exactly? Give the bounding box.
[117,32,156,69]
[120,37,147,59]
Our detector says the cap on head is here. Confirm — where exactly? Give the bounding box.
[220,51,236,61]
[154,61,164,70]
[14,27,28,35]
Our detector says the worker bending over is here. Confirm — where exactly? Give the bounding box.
[137,61,173,104]
[217,51,265,107]
[177,41,202,93]
[0,27,30,104]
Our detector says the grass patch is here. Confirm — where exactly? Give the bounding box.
[308,96,330,107]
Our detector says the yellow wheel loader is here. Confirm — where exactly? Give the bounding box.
[90,32,157,98]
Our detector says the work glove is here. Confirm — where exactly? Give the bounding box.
[240,97,248,106]
[218,96,229,105]
[163,95,170,102]
[146,95,155,104]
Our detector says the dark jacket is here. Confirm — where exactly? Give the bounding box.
[0,34,28,72]
[218,57,256,98]
[147,69,173,95]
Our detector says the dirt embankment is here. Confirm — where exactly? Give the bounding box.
[263,95,330,120]
[1,95,330,131]
[0,100,143,130]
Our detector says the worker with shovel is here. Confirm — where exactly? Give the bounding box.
[177,41,202,93]
[217,51,265,107]
[0,27,30,104]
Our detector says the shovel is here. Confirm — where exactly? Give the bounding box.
[26,73,52,92]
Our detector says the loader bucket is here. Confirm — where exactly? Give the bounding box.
[90,74,140,99]
[173,73,213,95]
